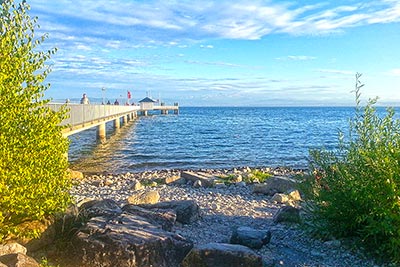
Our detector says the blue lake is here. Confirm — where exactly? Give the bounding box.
[68,106,394,173]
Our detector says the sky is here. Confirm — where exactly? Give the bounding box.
[25,0,400,106]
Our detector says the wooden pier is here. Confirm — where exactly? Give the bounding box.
[46,103,179,143]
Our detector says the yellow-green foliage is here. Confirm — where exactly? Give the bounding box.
[303,73,400,263]
[247,170,272,183]
[0,0,71,240]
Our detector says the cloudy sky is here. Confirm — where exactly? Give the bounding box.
[27,0,400,106]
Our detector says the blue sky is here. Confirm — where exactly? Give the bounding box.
[27,0,400,106]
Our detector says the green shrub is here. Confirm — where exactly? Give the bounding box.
[0,0,71,240]
[303,73,400,263]
[247,170,272,183]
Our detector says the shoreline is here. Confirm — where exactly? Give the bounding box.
[74,165,309,177]
[67,166,382,267]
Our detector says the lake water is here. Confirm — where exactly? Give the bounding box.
[68,106,383,173]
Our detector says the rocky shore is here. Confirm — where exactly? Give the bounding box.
[67,167,380,267]
[1,167,384,267]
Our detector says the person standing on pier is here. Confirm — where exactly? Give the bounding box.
[80,93,90,104]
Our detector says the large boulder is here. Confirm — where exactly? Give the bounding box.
[122,204,176,231]
[230,226,271,249]
[79,199,122,218]
[0,253,39,267]
[182,243,263,267]
[137,200,200,224]
[72,212,193,267]
[252,176,297,196]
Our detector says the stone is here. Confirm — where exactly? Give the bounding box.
[91,180,103,187]
[193,180,202,188]
[0,253,39,267]
[273,206,301,224]
[236,181,246,187]
[233,174,242,183]
[0,243,27,256]
[72,213,193,267]
[122,204,176,231]
[324,240,341,248]
[79,199,122,218]
[67,169,84,180]
[230,226,271,249]
[104,179,113,186]
[127,191,160,205]
[287,189,302,201]
[138,200,200,224]
[252,176,297,196]
[131,181,144,190]
[181,171,216,187]
[270,193,290,204]
[215,183,227,189]
[182,243,263,267]
[164,175,184,184]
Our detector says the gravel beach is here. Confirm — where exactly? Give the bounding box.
[70,167,383,267]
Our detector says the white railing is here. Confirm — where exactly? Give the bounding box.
[46,103,140,126]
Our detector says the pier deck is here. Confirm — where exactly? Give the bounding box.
[46,103,179,140]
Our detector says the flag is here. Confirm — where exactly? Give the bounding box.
[127,90,131,99]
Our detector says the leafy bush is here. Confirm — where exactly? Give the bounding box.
[0,0,71,240]
[302,73,400,263]
[246,170,272,183]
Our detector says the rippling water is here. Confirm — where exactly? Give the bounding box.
[68,106,369,173]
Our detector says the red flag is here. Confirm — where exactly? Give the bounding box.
[127,90,131,99]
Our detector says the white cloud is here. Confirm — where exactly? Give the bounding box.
[200,44,214,49]
[29,0,400,43]
[388,69,400,76]
[276,55,316,61]
[316,69,355,75]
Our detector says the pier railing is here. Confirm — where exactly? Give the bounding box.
[46,103,140,126]
[45,103,179,139]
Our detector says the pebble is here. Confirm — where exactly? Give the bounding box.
[70,168,383,267]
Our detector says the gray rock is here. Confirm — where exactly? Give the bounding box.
[233,174,242,183]
[252,176,297,196]
[79,199,122,218]
[230,226,271,249]
[0,253,39,267]
[137,200,200,224]
[193,180,202,188]
[324,240,341,248]
[127,191,160,205]
[164,175,184,184]
[215,183,227,189]
[273,206,301,224]
[287,189,302,201]
[236,181,247,187]
[122,204,176,231]
[270,193,290,204]
[0,243,26,256]
[131,181,144,190]
[181,171,216,187]
[73,213,193,267]
[182,242,263,267]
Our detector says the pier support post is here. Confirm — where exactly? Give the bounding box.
[97,123,106,143]
[123,115,127,124]
[143,110,148,116]
[174,102,179,114]
[114,117,120,129]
